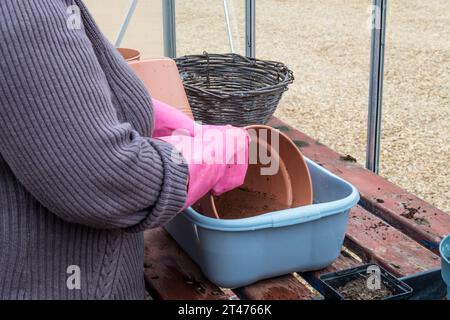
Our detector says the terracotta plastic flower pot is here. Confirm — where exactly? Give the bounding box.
[128,59,194,119]
[197,125,313,219]
[117,47,141,62]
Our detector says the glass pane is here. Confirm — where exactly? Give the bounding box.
[176,0,245,56]
[84,0,164,58]
[382,1,450,213]
[256,0,373,166]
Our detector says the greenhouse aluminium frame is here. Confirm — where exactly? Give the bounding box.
[162,0,387,174]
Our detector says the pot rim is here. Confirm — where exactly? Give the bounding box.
[117,47,141,62]
[245,124,313,205]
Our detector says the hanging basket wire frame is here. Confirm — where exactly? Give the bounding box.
[175,52,294,126]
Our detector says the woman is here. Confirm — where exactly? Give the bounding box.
[0,0,248,299]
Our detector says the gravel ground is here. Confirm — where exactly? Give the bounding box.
[176,0,450,213]
[87,0,449,213]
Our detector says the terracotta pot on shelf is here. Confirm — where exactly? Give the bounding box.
[196,125,313,220]
[128,58,194,119]
[117,47,141,62]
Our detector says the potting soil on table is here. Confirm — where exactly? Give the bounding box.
[336,275,393,300]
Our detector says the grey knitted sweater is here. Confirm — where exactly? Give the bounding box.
[0,0,188,299]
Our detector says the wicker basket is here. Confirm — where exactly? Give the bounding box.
[175,52,294,126]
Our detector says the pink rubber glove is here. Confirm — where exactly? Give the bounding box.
[151,98,199,138]
[157,125,249,210]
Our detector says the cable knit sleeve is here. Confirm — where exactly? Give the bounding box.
[0,0,188,231]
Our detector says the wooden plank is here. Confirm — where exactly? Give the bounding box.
[235,275,318,300]
[143,228,231,300]
[268,117,450,253]
[344,206,440,277]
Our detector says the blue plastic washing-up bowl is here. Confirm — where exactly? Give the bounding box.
[165,158,360,288]
[439,235,450,299]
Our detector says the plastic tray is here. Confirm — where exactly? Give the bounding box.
[440,235,450,299]
[319,263,413,300]
[165,158,360,288]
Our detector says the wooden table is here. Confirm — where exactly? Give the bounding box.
[143,117,449,300]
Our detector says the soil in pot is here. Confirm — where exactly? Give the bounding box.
[336,275,393,300]
[212,187,290,219]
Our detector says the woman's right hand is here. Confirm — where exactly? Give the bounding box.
[151,98,199,138]
[157,125,249,210]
